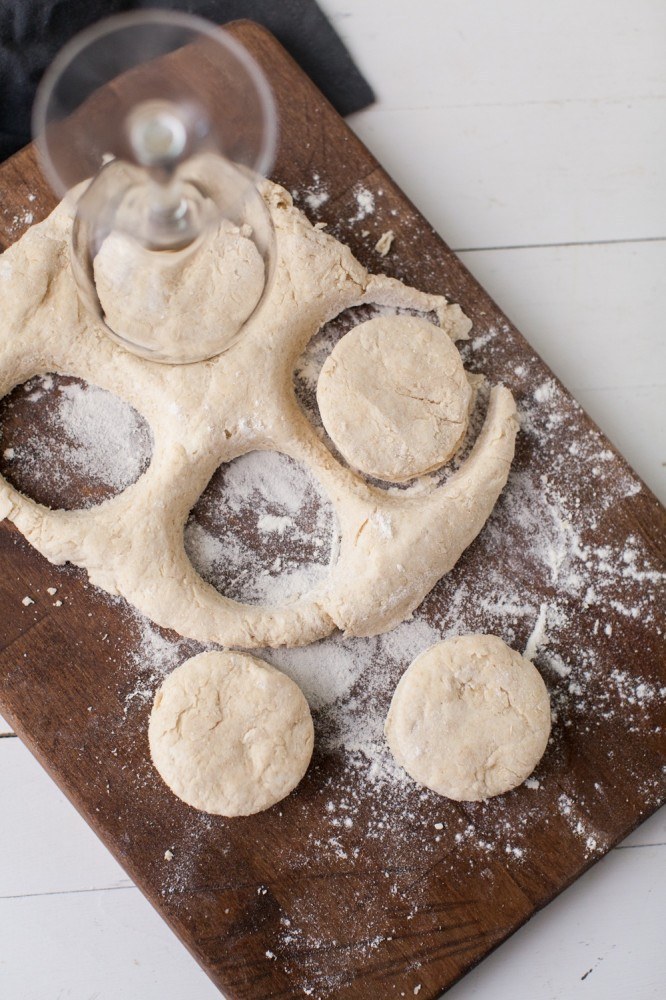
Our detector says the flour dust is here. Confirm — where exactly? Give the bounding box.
[0,373,152,507]
[3,287,663,999]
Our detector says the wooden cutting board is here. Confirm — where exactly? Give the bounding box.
[0,21,664,1000]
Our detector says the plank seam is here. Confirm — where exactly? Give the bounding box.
[455,236,666,253]
[0,884,135,902]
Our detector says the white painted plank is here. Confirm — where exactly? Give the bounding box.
[346,99,665,250]
[0,738,131,898]
[445,844,666,999]
[322,0,666,108]
[0,847,663,999]
[458,241,665,391]
[458,240,666,501]
[0,713,13,735]
[322,0,666,249]
[0,887,221,1000]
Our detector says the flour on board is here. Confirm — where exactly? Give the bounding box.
[1,300,663,999]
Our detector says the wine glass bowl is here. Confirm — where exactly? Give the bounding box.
[32,10,278,363]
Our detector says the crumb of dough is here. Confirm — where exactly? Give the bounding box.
[375,230,395,256]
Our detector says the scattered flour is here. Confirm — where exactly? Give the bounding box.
[296,173,330,214]
[0,374,152,506]
[9,209,34,233]
[2,298,663,999]
[349,185,375,223]
[53,381,151,487]
[524,602,548,661]
[304,174,330,212]
[184,450,339,606]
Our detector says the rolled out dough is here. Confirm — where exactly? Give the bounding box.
[0,178,518,648]
[385,634,551,801]
[317,315,472,482]
[149,650,314,816]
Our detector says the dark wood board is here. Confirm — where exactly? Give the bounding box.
[0,21,664,1000]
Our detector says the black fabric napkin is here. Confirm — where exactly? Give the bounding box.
[0,0,374,161]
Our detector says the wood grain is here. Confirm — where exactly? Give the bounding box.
[0,21,664,1000]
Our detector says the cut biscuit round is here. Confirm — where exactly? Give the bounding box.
[149,650,314,815]
[94,220,265,362]
[385,634,551,801]
[316,315,471,482]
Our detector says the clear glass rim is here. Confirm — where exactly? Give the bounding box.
[32,9,279,197]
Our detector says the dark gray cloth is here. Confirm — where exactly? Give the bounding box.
[0,0,374,160]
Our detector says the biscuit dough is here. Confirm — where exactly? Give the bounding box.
[149,650,314,815]
[385,634,551,801]
[94,220,265,361]
[317,315,472,481]
[0,178,518,648]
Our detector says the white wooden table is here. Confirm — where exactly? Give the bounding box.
[1,1,664,996]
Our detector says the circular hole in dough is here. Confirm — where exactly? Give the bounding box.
[184,450,339,606]
[385,634,551,801]
[149,650,314,816]
[0,373,152,509]
[316,315,472,482]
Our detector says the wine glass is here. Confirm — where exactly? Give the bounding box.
[32,10,278,364]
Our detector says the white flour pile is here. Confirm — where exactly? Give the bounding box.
[349,184,376,223]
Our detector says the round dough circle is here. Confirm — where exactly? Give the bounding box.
[316,315,471,481]
[385,634,550,801]
[94,221,265,361]
[149,650,314,816]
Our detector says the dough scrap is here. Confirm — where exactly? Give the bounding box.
[0,178,517,648]
[94,220,264,361]
[149,650,314,815]
[385,634,551,801]
[317,315,472,481]
[374,230,394,257]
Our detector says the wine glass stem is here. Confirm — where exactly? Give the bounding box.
[146,176,197,248]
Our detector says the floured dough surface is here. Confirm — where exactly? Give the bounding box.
[317,315,472,481]
[0,178,518,648]
[385,634,551,801]
[94,220,265,360]
[149,650,314,815]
